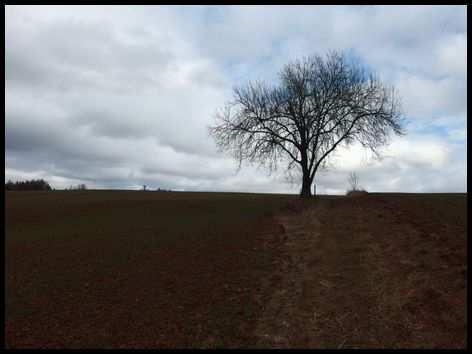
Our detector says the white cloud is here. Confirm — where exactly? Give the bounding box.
[435,33,467,78]
[5,5,467,194]
[386,135,451,169]
[394,74,466,119]
[448,128,467,142]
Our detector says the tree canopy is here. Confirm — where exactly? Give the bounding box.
[209,51,405,197]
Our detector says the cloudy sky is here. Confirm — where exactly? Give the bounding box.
[5,5,467,194]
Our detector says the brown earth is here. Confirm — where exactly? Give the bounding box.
[254,194,467,348]
[5,191,467,348]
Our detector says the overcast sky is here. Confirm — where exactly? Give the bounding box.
[5,5,467,194]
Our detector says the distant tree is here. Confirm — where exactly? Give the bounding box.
[66,183,87,191]
[348,172,359,191]
[209,50,404,198]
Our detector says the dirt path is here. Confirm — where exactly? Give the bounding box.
[253,196,466,348]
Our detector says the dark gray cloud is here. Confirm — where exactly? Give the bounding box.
[5,5,467,193]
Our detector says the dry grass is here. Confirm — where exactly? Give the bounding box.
[253,193,466,348]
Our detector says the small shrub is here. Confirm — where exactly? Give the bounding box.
[346,189,369,197]
[346,172,367,196]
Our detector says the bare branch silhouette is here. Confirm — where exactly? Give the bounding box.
[348,172,359,191]
[209,51,405,197]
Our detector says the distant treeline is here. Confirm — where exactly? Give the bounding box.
[5,179,52,191]
[142,185,171,192]
[5,179,171,192]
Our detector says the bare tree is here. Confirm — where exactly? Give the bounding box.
[348,172,359,191]
[209,51,404,197]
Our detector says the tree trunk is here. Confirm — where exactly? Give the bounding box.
[300,173,312,198]
[299,146,312,198]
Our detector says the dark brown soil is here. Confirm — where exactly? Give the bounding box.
[5,191,466,348]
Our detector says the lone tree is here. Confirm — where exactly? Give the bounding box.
[209,51,404,197]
